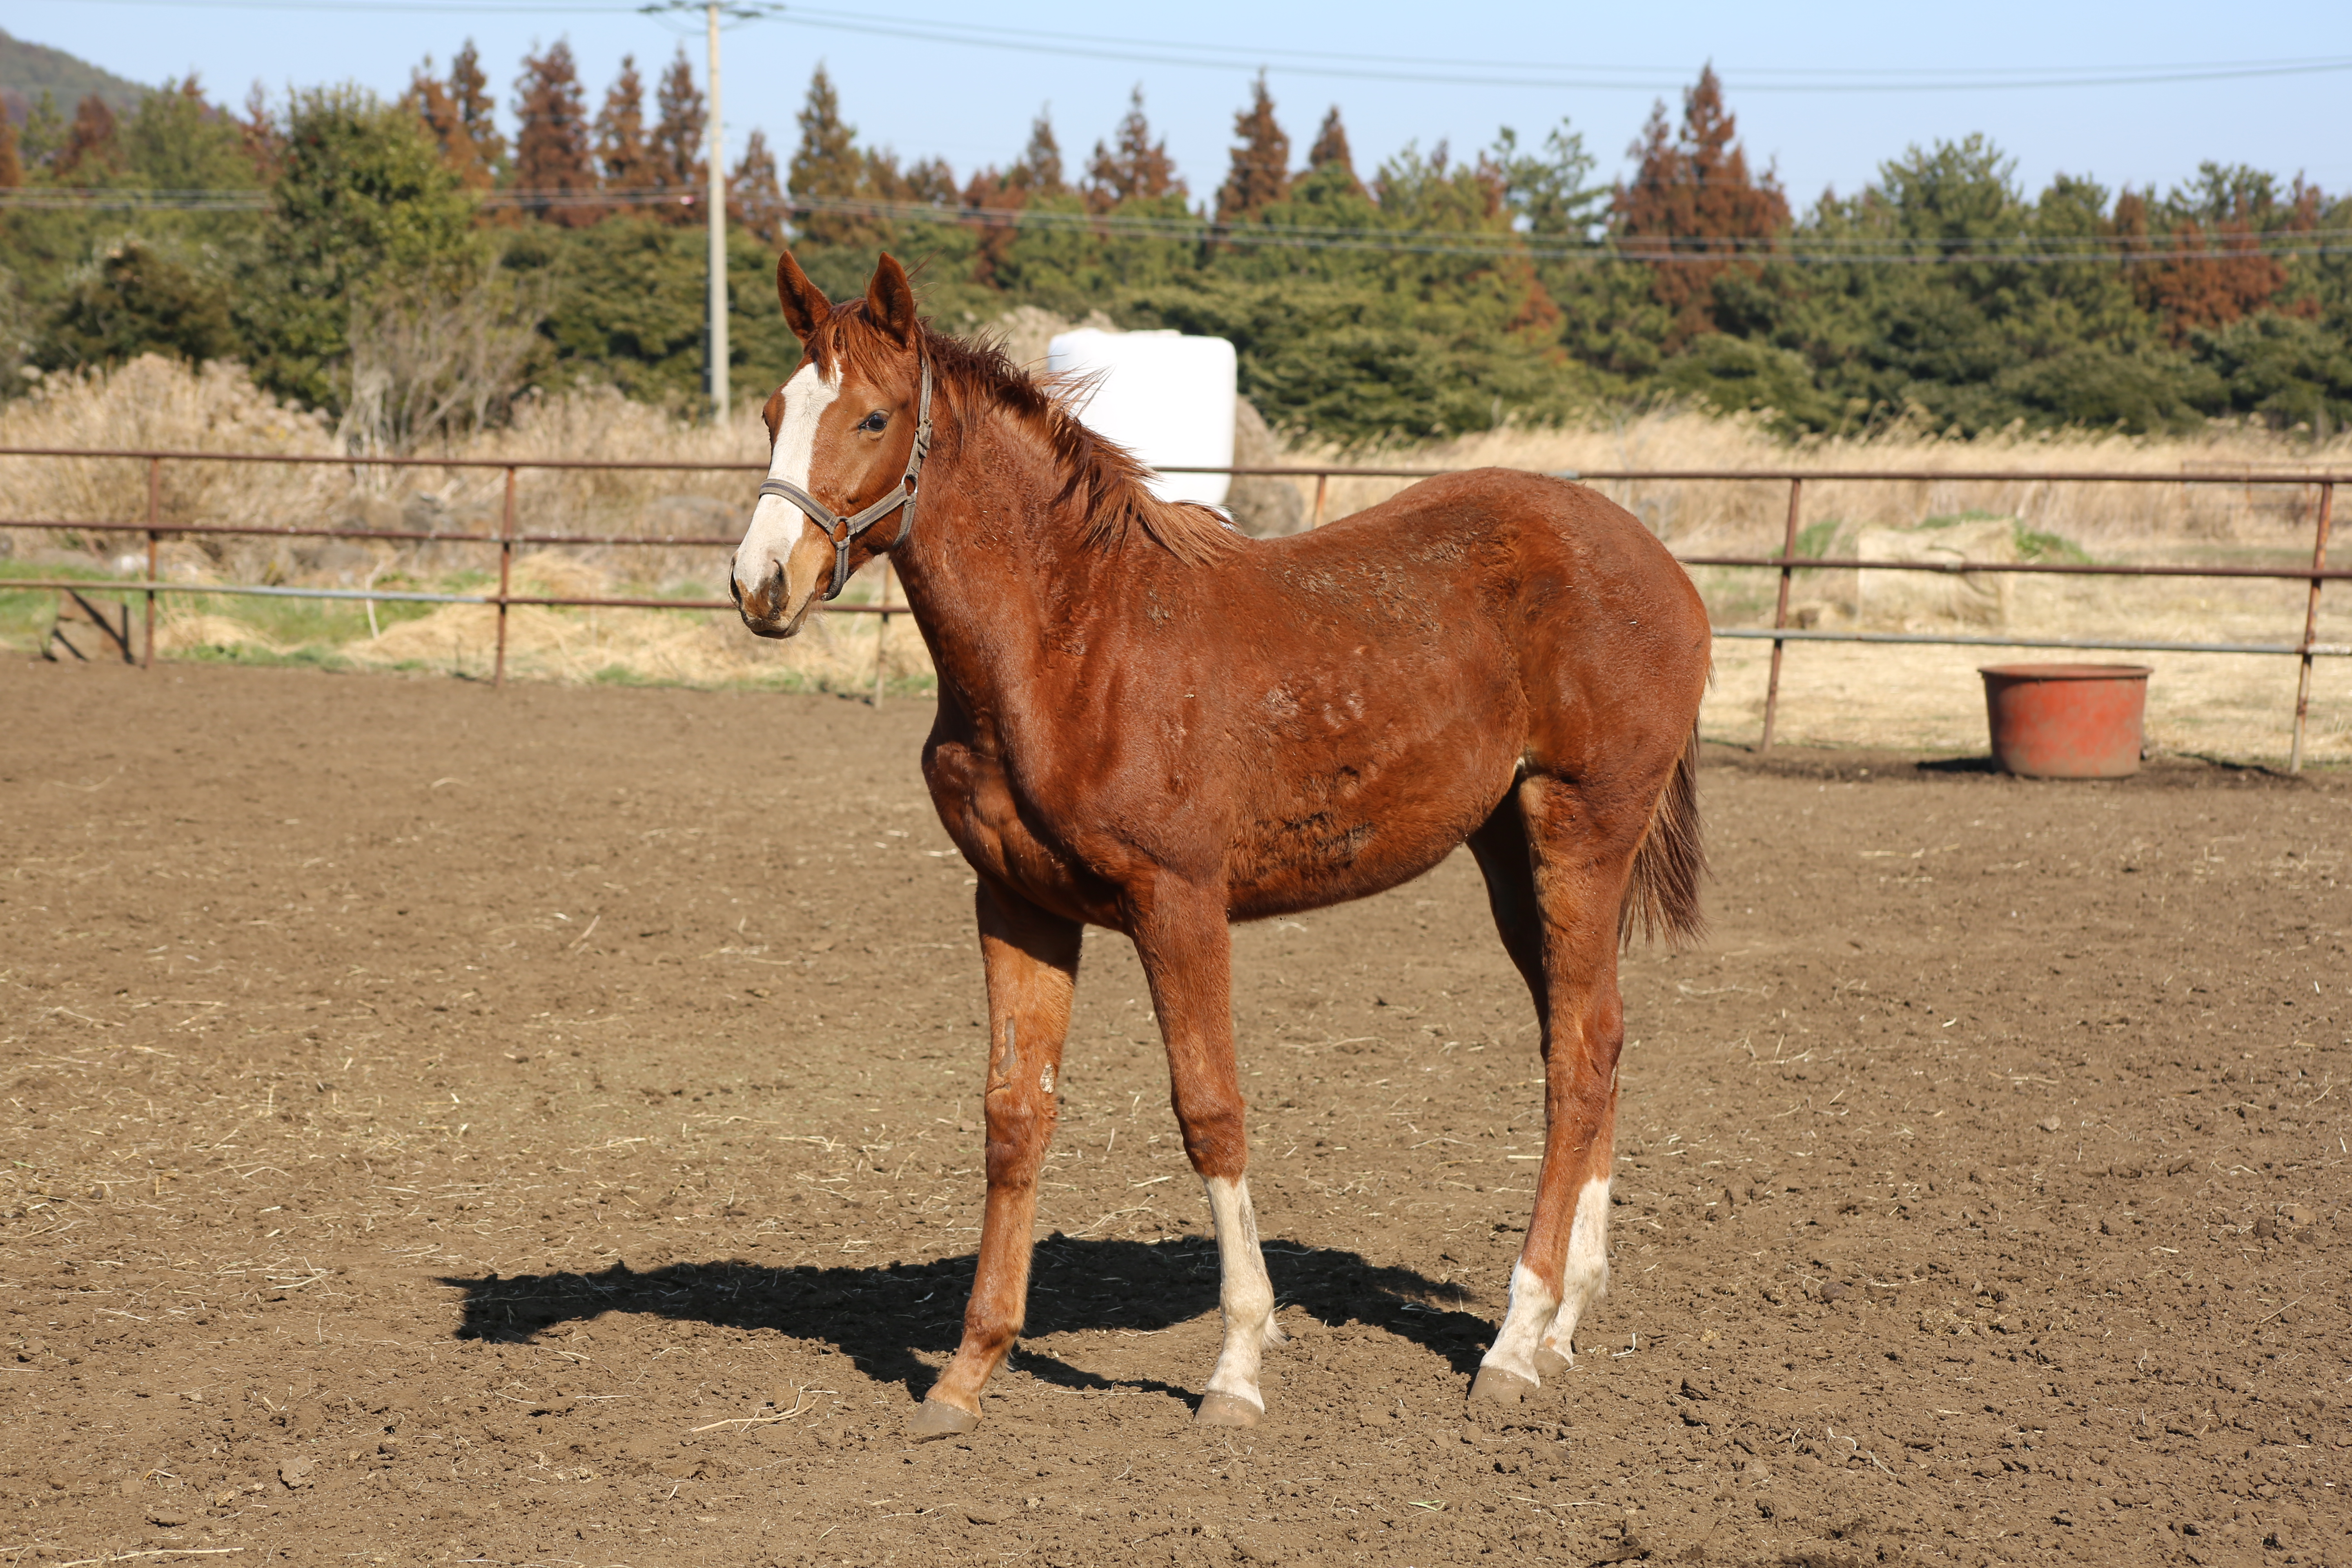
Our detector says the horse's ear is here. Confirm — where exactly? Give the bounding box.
[775,251,829,343]
[864,253,919,348]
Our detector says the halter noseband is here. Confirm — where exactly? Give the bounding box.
[756,356,934,601]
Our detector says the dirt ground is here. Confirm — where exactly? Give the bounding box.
[2,659,2347,1568]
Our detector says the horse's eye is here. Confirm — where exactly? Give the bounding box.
[858,411,889,433]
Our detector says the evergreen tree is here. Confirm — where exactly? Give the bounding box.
[241,85,481,411]
[18,92,64,172]
[39,237,242,370]
[1086,87,1182,209]
[1216,74,1290,224]
[596,55,658,200]
[650,48,705,223]
[790,65,864,245]
[1615,65,1788,348]
[513,41,599,226]
[121,77,257,194]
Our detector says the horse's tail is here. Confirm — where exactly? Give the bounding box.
[1619,722,1706,949]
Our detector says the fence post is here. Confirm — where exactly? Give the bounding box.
[1311,473,1329,530]
[142,455,160,670]
[1758,477,1804,754]
[2290,479,2334,773]
[494,466,516,689]
[873,556,893,708]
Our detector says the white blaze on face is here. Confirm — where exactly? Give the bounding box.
[732,360,841,603]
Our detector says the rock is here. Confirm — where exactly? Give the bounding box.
[2250,1216,2277,1240]
[966,1504,1007,1525]
[1226,399,1307,538]
[278,1455,315,1489]
[1854,518,2018,630]
[1819,1281,1849,1303]
[145,1506,191,1527]
[2038,1116,2064,1133]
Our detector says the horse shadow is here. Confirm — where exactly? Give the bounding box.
[440,1232,1487,1411]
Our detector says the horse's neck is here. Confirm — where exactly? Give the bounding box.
[889,410,1113,728]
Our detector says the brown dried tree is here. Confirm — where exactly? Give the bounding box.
[650,48,706,225]
[1305,105,1363,195]
[596,54,659,204]
[450,41,506,178]
[54,94,122,181]
[403,57,492,192]
[235,82,284,183]
[1216,74,1290,223]
[1086,87,1182,210]
[1615,65,1788,348]
[731,127,788,244]
[2117,186,2305,344]
[513,40,600,226]
[790,65,866,245]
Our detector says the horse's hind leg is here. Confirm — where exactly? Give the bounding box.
[911,881,1081,1439]
[1129,881,1282,1427]
[1469,775,1640,1405]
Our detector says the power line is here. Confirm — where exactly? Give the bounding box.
[768,11,2352,95]
[9,186,2345,265]
[23,0,2352,94]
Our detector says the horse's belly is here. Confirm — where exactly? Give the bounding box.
[1223,752,1512,919]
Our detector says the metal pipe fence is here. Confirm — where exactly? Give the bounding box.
[2,448,2344,767]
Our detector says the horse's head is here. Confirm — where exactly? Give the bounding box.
[731,251,930,638]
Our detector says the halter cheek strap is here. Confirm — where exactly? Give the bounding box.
[757,357,935,602]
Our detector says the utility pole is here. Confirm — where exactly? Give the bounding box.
[704,0,728,425]
[642,1,773,423]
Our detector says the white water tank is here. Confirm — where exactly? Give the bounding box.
[1044,328,1236,507]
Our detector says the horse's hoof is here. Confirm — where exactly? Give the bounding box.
[1469,1366,1537,1406]
[1194,1392,1263,1428]
[910,1397,980,1439]
[1533,1347,1571,1381]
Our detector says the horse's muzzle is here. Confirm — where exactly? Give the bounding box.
[733,562,801,639]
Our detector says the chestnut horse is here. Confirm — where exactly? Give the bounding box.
[731,252,1710,1439]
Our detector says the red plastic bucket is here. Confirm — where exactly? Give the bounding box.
[1978,664,2152,778]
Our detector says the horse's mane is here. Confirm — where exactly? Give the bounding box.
[807,304,1239,568]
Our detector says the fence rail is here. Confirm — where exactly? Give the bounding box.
[0,447,2339,768]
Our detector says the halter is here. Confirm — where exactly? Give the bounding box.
[757,356,934,601]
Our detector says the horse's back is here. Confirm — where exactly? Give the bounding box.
[1289,469,1709,793]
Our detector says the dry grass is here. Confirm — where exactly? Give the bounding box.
[4,356,2346,759]
[1290,408,2349,561]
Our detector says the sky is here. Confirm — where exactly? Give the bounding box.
[11,0,2352,207]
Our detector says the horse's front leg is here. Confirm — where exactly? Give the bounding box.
[911,879,1081,1439]
[1129,880,1283,1428]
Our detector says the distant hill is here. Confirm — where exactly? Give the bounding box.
[1,27,149,127]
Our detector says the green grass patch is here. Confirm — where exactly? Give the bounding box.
[0,562,136,652]
[1795,518,1846,559]
[1921,510,2091,563]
